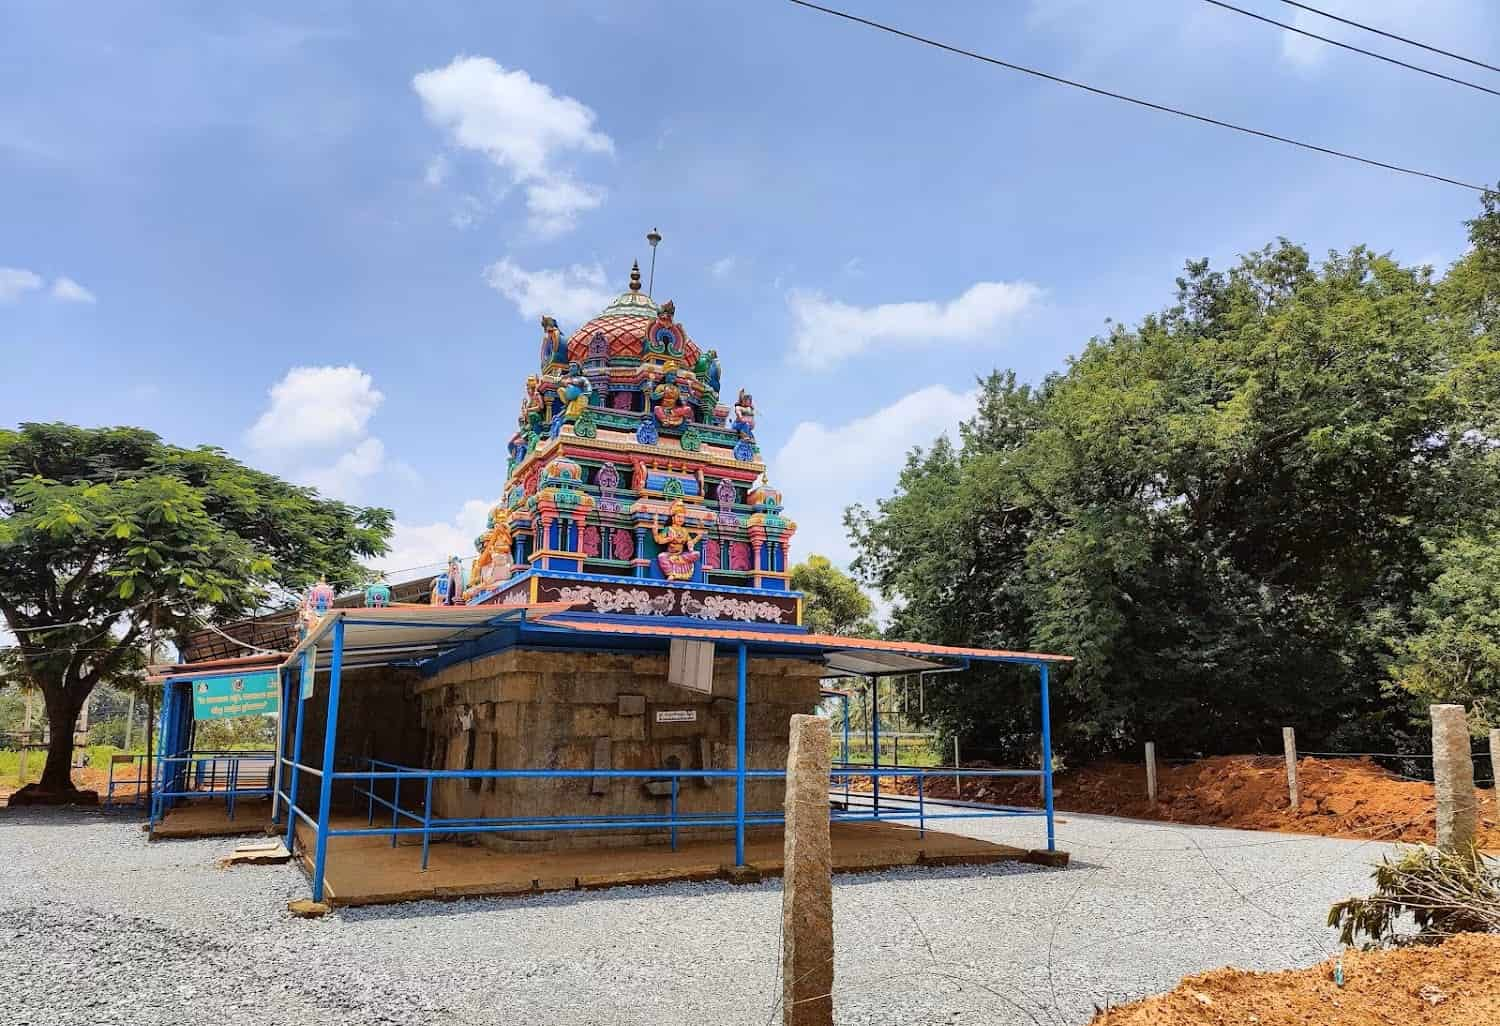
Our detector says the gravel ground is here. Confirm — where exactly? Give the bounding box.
[0,805,1394,1026]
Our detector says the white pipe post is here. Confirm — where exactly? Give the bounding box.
[1145,741,1158,803]
[953,736,960,798]
[1283,727,1299,810]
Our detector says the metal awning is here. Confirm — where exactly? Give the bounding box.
[281,602,577,672]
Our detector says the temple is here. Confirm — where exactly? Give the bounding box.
[461,258,799,623]
[145,242,1071,906]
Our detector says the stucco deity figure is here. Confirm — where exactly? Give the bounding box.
[431,555,466,606]
[519,375,544,431]
[561,362,593,421]
[731,388,756,441]
[465,519,514,598]
[539,315,564,371]
[652,499,704,581]
[363,574,392,608]
[298,576,336,638]
[649,363,690,427]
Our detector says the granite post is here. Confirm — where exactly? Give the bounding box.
[1144,741,1158,803]
[781,714,833,1026]
[1283,727,1299,810]
[1431,704,1477,853]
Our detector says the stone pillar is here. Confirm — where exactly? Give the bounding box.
[1144,741,1157,803]
[782,714,833,1026]
[1283,727,1299,810]
[1490,729,1499,790]
[1431,704,1477,853]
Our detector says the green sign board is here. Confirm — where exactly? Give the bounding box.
[191,670,280,720]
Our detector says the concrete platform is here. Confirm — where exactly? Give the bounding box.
[151,798,274,839]
[292,816,1067,906]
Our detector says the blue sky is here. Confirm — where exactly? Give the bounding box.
[4,0,1497,582]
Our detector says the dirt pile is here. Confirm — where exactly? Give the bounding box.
[1090,932,1500,1025]
[860,755,1500,846]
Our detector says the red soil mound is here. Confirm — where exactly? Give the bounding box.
[861,755,1500,846]
[1090,932,1500,1025]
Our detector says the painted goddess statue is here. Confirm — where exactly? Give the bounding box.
[652,499,705,581]
[731,388,756,441]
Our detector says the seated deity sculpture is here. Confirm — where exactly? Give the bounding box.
[561,362,592,421]
[652,499,704,581]
[649,364,690,427]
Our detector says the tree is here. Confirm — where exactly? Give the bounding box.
[1392,535,1500,730]
[790,555,877,637]
[849,200,1500,763]
[0,423,392,801]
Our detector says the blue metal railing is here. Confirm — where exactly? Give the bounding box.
[104,753,152,807]
[278,758,1045,874]
[148,750,276,833]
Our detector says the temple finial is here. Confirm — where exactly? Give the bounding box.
[629,260,642,292]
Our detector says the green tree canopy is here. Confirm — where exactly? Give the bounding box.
[849,197,1500,762]
[790,554,877,637]
[0,423,392,798]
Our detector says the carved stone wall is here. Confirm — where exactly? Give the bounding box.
[415,648,823,851]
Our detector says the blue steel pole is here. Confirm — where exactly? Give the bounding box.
[283,652,309,850]
[1040,662,1056,852]
[390,772,401,848]
[734,641,747,866]
[148,680,172,834]
[841,693,850,807]
[311,618,345,903]
[870,677,880,819]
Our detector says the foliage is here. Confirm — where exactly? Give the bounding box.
[849,197,1500,763]
[1329,845,1500,948]
[790,554,877,637]
[0,423,392,793]
[1392,536,1500,729]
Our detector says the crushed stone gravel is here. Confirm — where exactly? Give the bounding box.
[0,805,1394,1025]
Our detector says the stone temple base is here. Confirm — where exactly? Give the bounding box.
[415,647,823,851]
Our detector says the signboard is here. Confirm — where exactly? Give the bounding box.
[655,709,698,724]
[192,670,280,721]
[300,647,317,701]
[668,638,715,694]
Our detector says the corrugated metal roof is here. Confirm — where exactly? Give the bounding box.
[284,602,577,672]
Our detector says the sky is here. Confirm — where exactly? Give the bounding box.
[4,0,1498,590]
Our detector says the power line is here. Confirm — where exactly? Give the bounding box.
[1277,0,1500,76]
[785,0,1491,193]
[1202,0,1500,98]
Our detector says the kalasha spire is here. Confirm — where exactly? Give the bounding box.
[629,260,642,293]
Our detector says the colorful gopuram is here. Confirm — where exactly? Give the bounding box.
[459,260,801,627]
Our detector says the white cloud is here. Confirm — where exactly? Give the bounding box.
[412,56,612,236]
[50,276,96,304]
[523,177,605,238]
[424,154,449,186]
[247,365,384,451]
[771,384,978,566]
[0,267,44,303]
[710,255,738,279]
[374,497,498,580]
[302,437,387,500]
[484,257,614,324]
[244,365,395,501]
[788,279,1040,371]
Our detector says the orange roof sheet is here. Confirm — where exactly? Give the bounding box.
[542,617,1072,664]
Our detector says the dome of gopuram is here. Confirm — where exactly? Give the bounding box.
[564,261,701,368]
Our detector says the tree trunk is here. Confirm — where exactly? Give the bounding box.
[10,684,97,805]
[40,686,86,793]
